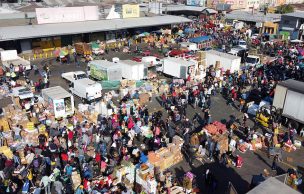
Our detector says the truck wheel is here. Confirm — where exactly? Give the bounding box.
[288,120,299,130]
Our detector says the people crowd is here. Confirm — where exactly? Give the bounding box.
[0,13,303,194]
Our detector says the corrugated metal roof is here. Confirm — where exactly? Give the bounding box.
[164,5,206,12]
[226,11,281,23]
[283,11,304,19]
[0,15,191,41]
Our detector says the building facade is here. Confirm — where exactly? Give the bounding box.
[280,12,304,40]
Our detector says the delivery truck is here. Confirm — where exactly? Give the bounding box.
[118,60,145,80]
[179,42,198,52]
[88,60,122,81]
[61,71,87,83]
[0,50,31,72]
[70,78,102,102]
[42,86,74,119]
[272,79,304,132]
[161,57,197,79]
[205,50,241,73]
[245,55,260,67]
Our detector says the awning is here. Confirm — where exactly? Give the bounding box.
[189,36,212,43]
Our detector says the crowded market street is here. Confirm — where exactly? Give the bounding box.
[0,2,304,194]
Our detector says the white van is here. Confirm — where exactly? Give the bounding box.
[179,42,198,52]
[70,78,102,102]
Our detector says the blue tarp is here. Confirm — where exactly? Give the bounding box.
[184,28,195,34]
[189,36,212,43]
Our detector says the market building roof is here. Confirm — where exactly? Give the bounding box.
[283,11,304,19]
[225,11,281,23]
[163,4,206,12]
[246,177,301,194]
[0,15,191,42]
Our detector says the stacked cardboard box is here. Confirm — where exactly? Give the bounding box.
[148,137,184,172]
[212,133,229,154]
[139,93,149,105]
[0,118,10,132]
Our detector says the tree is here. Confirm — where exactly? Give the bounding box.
[276,4,294,14]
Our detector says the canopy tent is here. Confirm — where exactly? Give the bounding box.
[91,42,100,49]
[189,36,212,43]
[137,32,150,37]
[60,50,68,57]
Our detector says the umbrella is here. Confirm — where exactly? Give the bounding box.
[53,49,60,56]
[91,42,100,49]
[291,39,303,43]
[60,50,68,57]
[137,32,150,38]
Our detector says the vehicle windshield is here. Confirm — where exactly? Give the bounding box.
[246,57,258,64]
[239,41,246,45]
[77,74,87,79]
[19,88,31,93]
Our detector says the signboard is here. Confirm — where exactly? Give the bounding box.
[187,0,206,6]
[90,65,108,80]
[122,4,140,18]
[36,6,99,24]
[53,99,65,118]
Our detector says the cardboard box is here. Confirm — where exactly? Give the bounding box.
[139,93,149,105]
[0,118,10,132]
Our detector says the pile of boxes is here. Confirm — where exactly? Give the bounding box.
[148,135,184,172]
[212,133,229,155]
[4,105,29,131]
[135,163,157,194]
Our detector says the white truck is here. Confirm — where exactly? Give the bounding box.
[272,79,304,132]
[42,86,75,119]
[118,60,145,80]
[70,78,102,102]
[179,42,198,52]
[61,71,87,83]
[0,50,31,72]
[205,50,241,73]
[245,55,260,67]
[162,57,197,79]
[141,56,163,75]
[88,60,122,81]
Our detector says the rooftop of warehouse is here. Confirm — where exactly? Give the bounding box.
[0,15,191,41]
[282,11,304,19]
[225,10,281,23]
